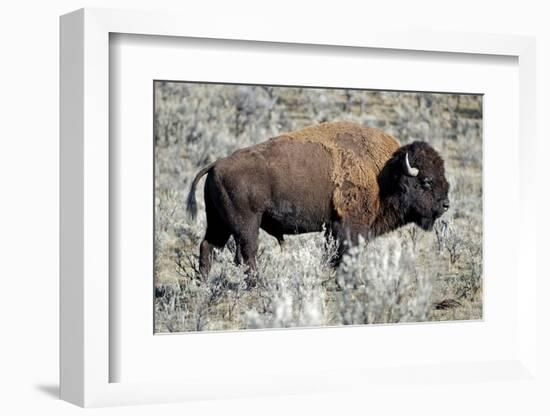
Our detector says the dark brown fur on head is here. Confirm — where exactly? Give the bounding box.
[377,141,450,233]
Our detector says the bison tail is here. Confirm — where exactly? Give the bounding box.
[186,162,216,221]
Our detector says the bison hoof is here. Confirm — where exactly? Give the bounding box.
[243,277,257,290]
[154,285,166,298]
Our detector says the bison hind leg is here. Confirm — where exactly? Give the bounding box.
[233,240,243,266]
[231,216,262,290]
[198,215,231,282]
[237,234,260,289]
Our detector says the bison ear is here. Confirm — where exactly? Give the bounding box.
[404,152,419,177]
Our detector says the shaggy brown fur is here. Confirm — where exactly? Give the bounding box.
[187,121,449,286]
[282,122,400,226]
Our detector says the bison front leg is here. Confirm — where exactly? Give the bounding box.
[326,221,360,268]
[325,222,345,267]
[327,239,350,268]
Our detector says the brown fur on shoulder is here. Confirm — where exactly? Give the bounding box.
[280,121,400,225]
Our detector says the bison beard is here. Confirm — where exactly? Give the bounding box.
[186,122,450,287]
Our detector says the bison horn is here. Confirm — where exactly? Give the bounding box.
[405,152,419,177]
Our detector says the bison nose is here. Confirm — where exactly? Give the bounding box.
[442,199,450,211]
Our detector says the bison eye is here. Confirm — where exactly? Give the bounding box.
[421,178,432,190]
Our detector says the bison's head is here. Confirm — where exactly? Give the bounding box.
[380,141,450,231]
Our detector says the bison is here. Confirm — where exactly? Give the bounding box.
[186,122,449,286]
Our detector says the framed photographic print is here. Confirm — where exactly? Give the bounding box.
[60,7,538,408]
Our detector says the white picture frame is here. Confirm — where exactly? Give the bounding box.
[60,7,538,408]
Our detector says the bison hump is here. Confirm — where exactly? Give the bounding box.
[282,122,400,224]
